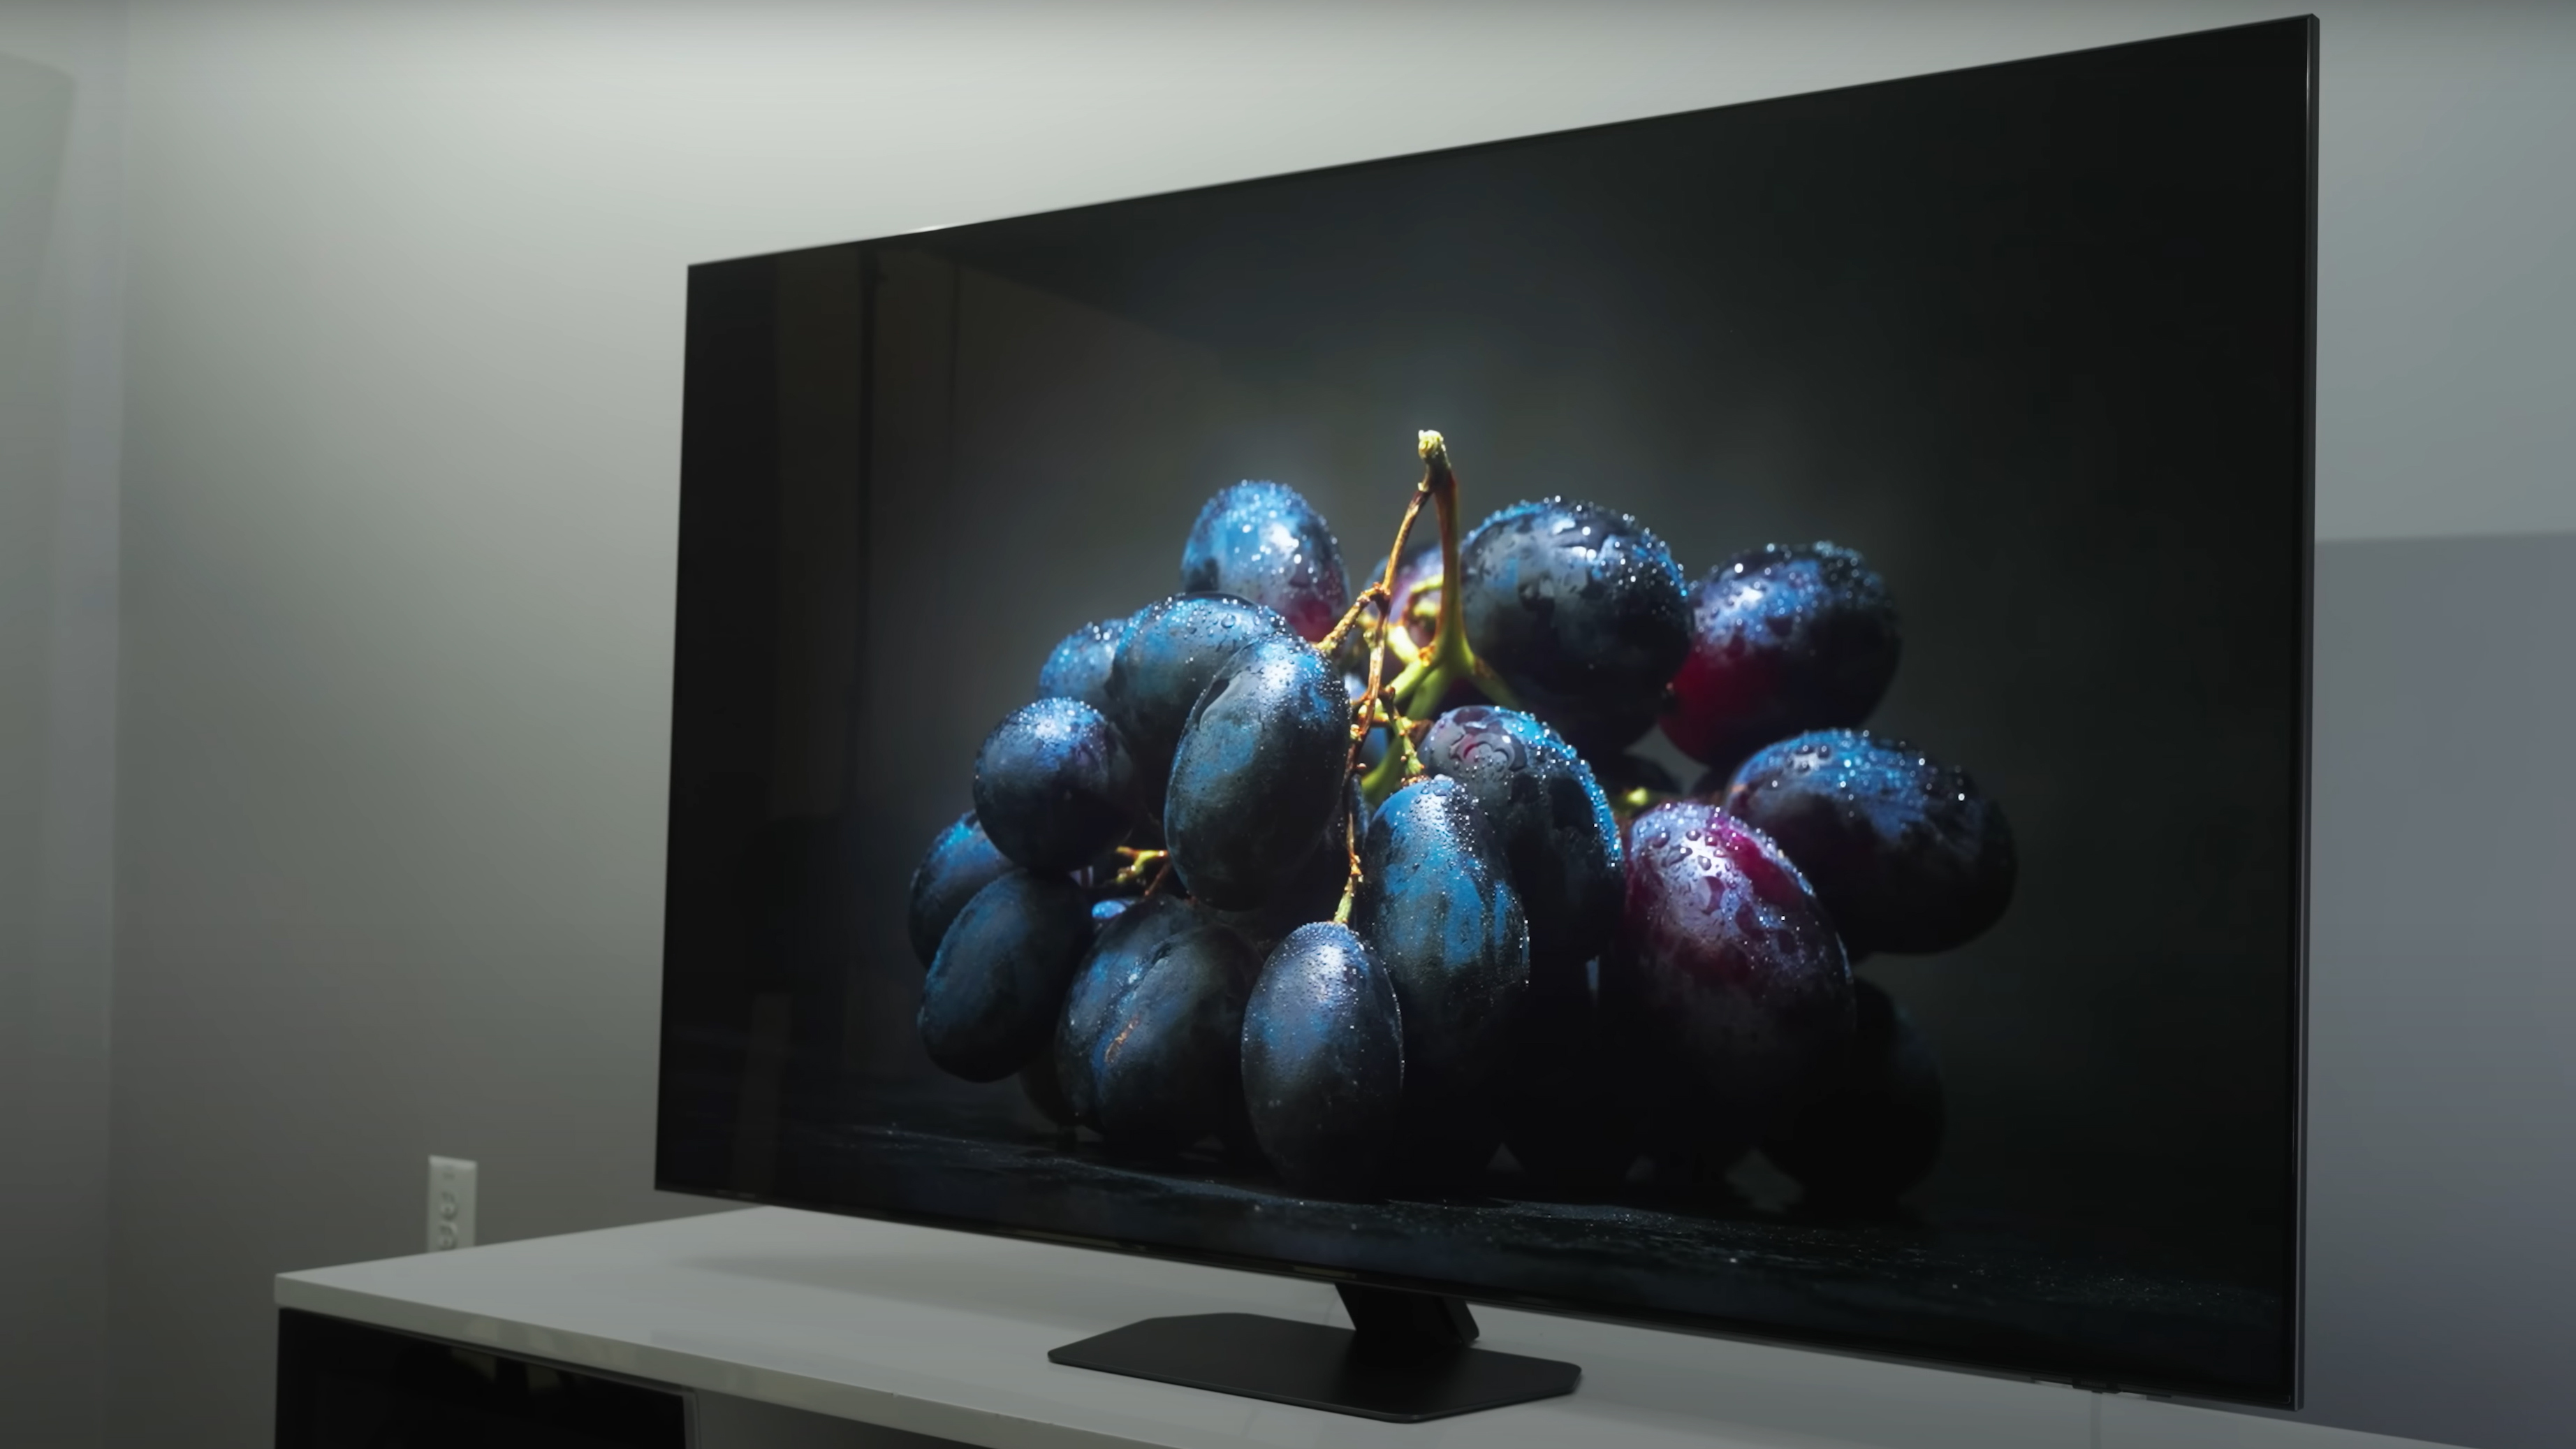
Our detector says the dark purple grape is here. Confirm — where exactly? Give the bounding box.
[906,810,1013,966]
[1180,481,1351,643]
[1061,891,1154,1093]
[1593,752,1681,800]
[1084,915,1259,1153]
[1377,529,1444,667]
[1166,634,1349,912]
[1664,543,1899,773]
[1392,525,1442,605]
[970,697,1144,875]
[1604,801,1852,1165]
[1055,895,1228,1126]
[1457,497,1690,753]
[1402,1122,1507,1186]
[919,872,1093,1082]
[1762,978,1943,1203]
[1020,1055,1078,1130]
[1650,1143,1752,1193]
[1103,593,1296,785]
[1593,752,1683,836]
[1722,729,2014,956]
[1206,817,1349,954]
[1495,970,1641,1191]
[1352,777,1529,1174]
[1241,922,1405,1197]
[1037,617,1128,712]
[1419,706,1622,975]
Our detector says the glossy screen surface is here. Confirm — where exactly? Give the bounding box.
[659,19,2312,1403]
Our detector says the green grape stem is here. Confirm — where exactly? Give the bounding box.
[1356,704,1433,801]
[1331,795,1361,925]
[1112,847,1169,888]
[1348,431,1524,808]
[1326,430,1542,914]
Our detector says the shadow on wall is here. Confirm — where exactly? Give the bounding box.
[0,38,81,1449]
[0,53,74,1086]
[0,52,71,348]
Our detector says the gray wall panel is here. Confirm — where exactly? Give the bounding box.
[2304,534,2576,1449]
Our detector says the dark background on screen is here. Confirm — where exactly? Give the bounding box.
[659,19,2309,1401]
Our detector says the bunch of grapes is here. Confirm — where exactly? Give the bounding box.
[908,433,2014,1204]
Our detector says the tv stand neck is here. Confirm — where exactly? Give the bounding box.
[1338,1283,1479,1361]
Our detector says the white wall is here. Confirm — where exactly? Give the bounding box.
[0,3,122,1445]
[97,3,2575,1448]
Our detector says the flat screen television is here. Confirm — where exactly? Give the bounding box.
[658,15,2313,1418]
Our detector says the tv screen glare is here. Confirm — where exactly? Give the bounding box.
[658,17,2313,1405]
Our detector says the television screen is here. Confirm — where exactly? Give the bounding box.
[658,17,2312,1405]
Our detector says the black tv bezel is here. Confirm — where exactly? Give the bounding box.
[655,15,2318,1408]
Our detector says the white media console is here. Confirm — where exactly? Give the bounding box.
[276,1206,2443,1449]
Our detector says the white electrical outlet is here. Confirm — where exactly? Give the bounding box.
[427,1156,477,1252]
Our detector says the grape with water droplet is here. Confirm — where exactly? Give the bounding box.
[1663,542,1901,778]
[1720,729,2014,956]
[1457,497,1691,755]
[1605,801,1852,1172]
[1180,481,1352,643]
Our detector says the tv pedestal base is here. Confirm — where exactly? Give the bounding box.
[1049,1286,1580,1422]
